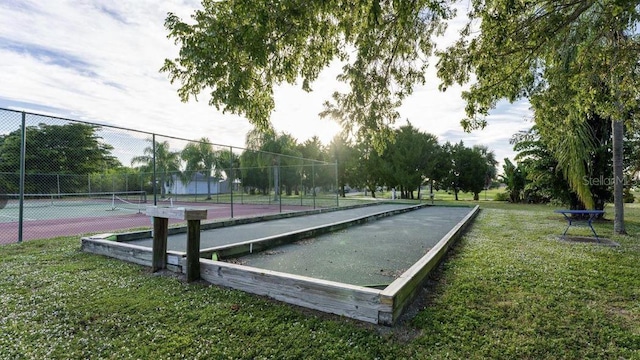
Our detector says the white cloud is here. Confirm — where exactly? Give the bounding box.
[0,0,531,166]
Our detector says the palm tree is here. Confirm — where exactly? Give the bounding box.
[215,148,241,195]
[181,138,216,199]
[131,139,181,197]
[500,158,527,203]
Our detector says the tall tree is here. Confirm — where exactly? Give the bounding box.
[438,1,640,233]
[216,148,241,194]
[131,139,181,197]
[352,139,385,198]
[161,1,453,147]
[181,137,217,199]
[242,128,302,197]
[298,136,332,196]
[511,127,572,204]
[328,134,358,197]
[443,141,491,201]
[501,158,527,203]
[0,123,120,193]
[473,145,498,194]
[239,149,269,195]
[382,122,442,199]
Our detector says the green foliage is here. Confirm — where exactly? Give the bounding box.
[328,133,358,197]
[1,204,638,358]
[298,136,333,194]
[437,0,640,231]
[181,137,218,199]
[512,123,615,209]
[442,141,495,200]
[351,140,385,198]
[161,0,453,144]
[513,126,571,204]
[240,129,303,196]
[131,139,181,196]
[493,192,509,201]
[0,123,120,193]
[625,126,640,177]
[623,188,635,203]
[438,1,640,131]
[500,158,527,203]
[380,122,443,199]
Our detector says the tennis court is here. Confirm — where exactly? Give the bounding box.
[0,191,149,222]
[0,191,318,244]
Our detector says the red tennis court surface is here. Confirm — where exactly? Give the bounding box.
[0,204,315,244]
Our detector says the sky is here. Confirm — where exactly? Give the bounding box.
[0,0,533,168]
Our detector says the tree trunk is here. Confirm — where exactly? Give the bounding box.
[612,119,626,234]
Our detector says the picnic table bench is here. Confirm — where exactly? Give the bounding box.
[554,209,605,242]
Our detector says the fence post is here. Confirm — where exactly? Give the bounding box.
[152,134,157,206]
[312,162,316,210]
[18,112,26,243]
[230,146,234,219]
[335,160,339,208]
[278,156,282,213]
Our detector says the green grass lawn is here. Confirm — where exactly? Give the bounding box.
[1,202,638,359]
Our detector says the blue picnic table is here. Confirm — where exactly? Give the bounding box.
[554,209,605,242]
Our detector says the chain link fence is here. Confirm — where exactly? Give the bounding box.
[0,108,339,244]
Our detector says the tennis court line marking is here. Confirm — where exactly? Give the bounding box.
[0,214,37,221]
[112,208,143,213]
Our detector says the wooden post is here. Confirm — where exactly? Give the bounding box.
[146,206,208,279]
[186,219,201,282]
[152,217,168,272]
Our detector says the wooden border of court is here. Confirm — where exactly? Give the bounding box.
[81,205,479,325]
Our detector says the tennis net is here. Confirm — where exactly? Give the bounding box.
[4,191,147,211]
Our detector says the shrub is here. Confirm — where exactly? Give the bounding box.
[623,188,635,203]
[493,192,510,201]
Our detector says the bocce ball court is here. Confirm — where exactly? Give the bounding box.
[82,203,478,325]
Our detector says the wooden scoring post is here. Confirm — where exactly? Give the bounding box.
[146,206,208,281]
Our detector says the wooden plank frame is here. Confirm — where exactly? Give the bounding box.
[81,205,479,325]
[200,260,389,323]
[379,205,479,324]
[111,202,385,242]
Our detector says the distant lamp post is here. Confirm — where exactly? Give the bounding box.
[217,178,226,203]
[233,178,241,191]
